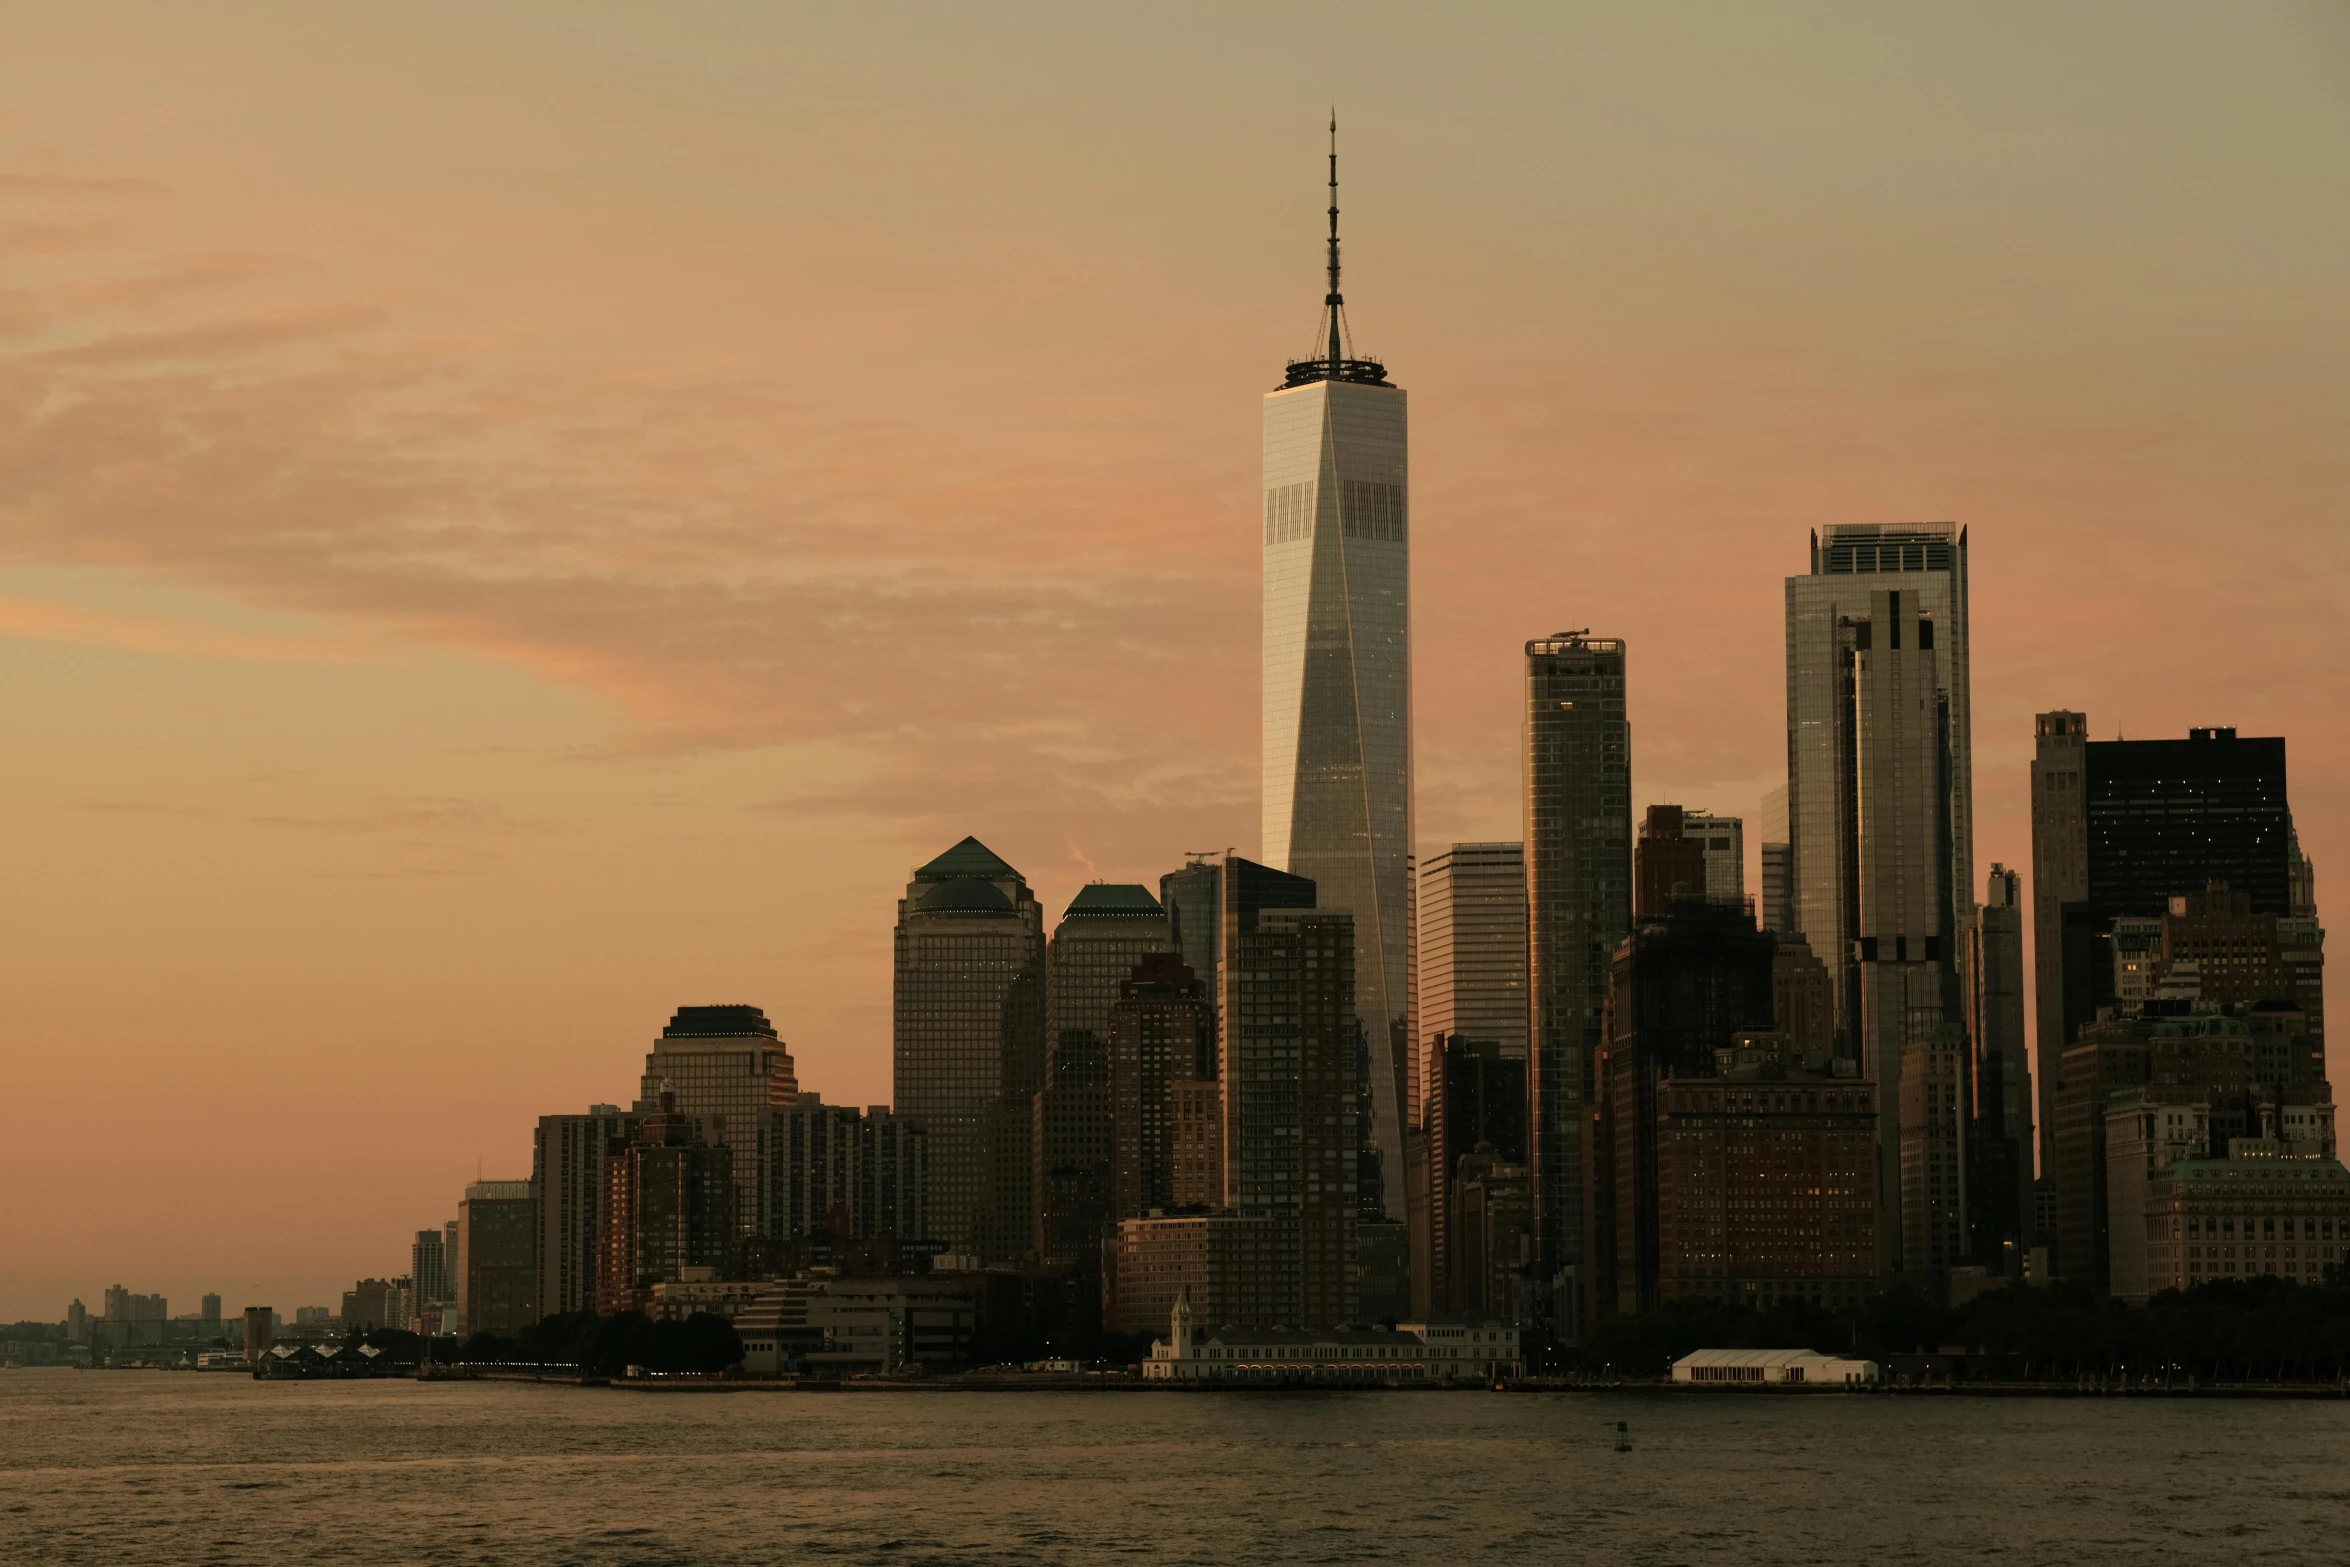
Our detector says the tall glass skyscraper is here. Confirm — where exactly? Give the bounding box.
[892,836,1047,1262]
[1783,522,1975,1272]
[1261,126,1413,1223]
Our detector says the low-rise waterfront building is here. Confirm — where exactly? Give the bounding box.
[1670,1347,1879,1386]
[1142,1291,1522,1383]
[736,1277,978,1376]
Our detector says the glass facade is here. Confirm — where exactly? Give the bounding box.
[1783,526,1976,1271]
[892,838,1047,1263]
[1415,843,1530,1129]
[1262,376,1413,1222]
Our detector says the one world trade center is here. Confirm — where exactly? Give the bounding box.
[1260,123,1412,1234]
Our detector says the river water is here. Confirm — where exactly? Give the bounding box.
[4,1370,2347,1564]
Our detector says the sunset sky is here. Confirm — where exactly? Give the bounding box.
[3,4,2346,1320]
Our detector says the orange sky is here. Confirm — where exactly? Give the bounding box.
[3,4,2346,1320]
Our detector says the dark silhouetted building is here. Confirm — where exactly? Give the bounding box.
[1524,632,1632,1341]
[535,1104,639,1318]
[1422,1035,1527,1316]
[1036,885,1171,1268]
[1966,866,2033,1274]
[1108,952,1214,1221]
[458,1179,537,1337]
[1588,899,1777,1316]
[1635,806,1710,920]
[599,1095,735,1315]
[1221,856,1360,1330]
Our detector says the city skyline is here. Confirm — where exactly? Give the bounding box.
[6,6,2348,1321]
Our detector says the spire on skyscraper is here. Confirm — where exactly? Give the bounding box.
[1286,114,1388,389]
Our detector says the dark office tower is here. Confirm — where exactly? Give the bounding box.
[1416,843,1529,1124]
[760,1097,931,1258]
[1966,867,2033,1272]
[638,1005,796,1241]
[1262,128,1413,1243]
[1786,530,1975,1272]
[1220,856,1361,1330]
[1524,632,1632,1339]
[1423,1036,1528,1314]
[1033,1032,1110,1270]
[1773,938,1836,1060]
[1161,856,1223,1037]
[534,1104,639,1318]
[410,1228,452,1326]
[1760,784,1794,936]
[2090,729,2292,915]
[457,1179,538,1337]
[893,836,1048,1263]
[2040,724,2300,1054]
[1108,952,1213,1221]
[1634,806,1710,919]
[2029,710,2090,1182]
[1036,885,1172,1267]
[598,1093,736,1315]
[1587,900,1777,1317]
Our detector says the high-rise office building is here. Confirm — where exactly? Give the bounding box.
[1897,1033,1969,1276]
[1221,856,1360,1330]
[1524,632,1631,1338]
[1416,842,1529,1123]
[1423,1035,1528,1316]
[1784,525,1975,1272]
[893,836,1047,1263]
[638,1005,796,1240]
[1760,784,1793,936]
[1966,866,2033,1272]
[598,1095,734,1315]
[2053,1013,2252,1291]
[457,1179,537,1337]
[2029,710,2089,1179]
[2036,724,2298,1050]
[758,1096,928,1253]
[1645,1040,1881,1311]
[1588,900,1778,1317]
[409,1229,451,1330]
[1161,856,1223,1039]
[1261,130,1413,1233]
[1035,885,1173,1266]
[1634,805,1711,919]
[535,1103,639,1319]
[1683,813,1746,908]
[1107,952,1214,1222]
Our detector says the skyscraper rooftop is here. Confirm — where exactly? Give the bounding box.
[660,1005,778,1039]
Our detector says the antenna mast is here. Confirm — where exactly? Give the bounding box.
[1325,113,1343,365]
